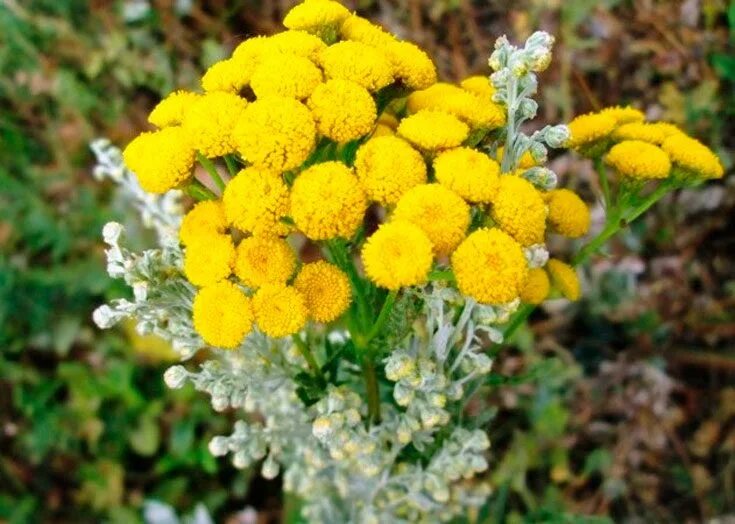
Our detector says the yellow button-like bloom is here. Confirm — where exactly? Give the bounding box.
[307,79,377,143]
[148,90,200,128]
[264,30,328,61]
[252,284,308,338]
[519,267,550,305]
[183,234,235,287]
[361,221,433,290]
[234,236,296,289]
[612,122,681,145]
[179,200,227,246]
[397,110,469,152]
[294,261,352,322]
[193,281,253,348]
[231,36,270,67]
[496,146,537,170]
[340,15,395,47]
[460,76,495,100]
[605,140,671,180]
[251,53,323,100]
[433,147,500,204]
[233,96,316,172]
[566,112,617,150]
[354,135,427,205]
[661,133,724,180]
[123,127,195,194]
[319,41,394,92]
[222,167,291,237]
[290,161,367,240]
[546,259,580,301]
[544,189,590,238]
[392,184,470,255]
[182,92,248,158]
[598,106,645,125]
[201,58,251,94]
[491,176,547,246]
[451,228,528,305]
[407,83,504,129]
[283,0,350,40]
[383,41,437,90]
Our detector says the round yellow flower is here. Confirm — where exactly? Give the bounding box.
[179,200,227,246]
[544,189,590,238]
[612,122,682,145]
[148,90,200,128]
[193,281,253,349]
[183,234,235,287]
[307,79,377,143]
[460,76,495,100]
[490,176,547,246]
[222,167,291,237]
[263,30,327,61]
[383,41,437,90]
[294,261,352,323]
[340,15,395,47]
[234,236,296,289]
[546,259,581,301]
[451,228,528,305]
[496,146,537,170]
[661,133,724,180]
[392,184,470,255]
[231,36,270,72]
[290,161,367,240]
[598,106,645,125]
[318,41,394,92]
[433,147,500,203]
[250,53,323,100]
[123,127,195,194]
[232,96,316,172]
[201,58,251,93]
[182,92,248,158]
[252,284,308,338]
[361,221,433,290]
[397,110,469,152]
[566,112,617,150]
[283,0,350,40]
[407,83,504,129]
[354,135,427,205]
[519,267,550,305]
[605,140,671,180]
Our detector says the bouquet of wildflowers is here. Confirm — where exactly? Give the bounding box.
[93,0,723,520]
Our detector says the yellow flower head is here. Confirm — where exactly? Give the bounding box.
[383,41,437,90]
[612,122,682,145]
[264,30,328,61]
[451,228,528,305]
[661,133,724,180]
[546,259,581,301]
[354,135,427,205]
[234,236,296,289]
[283,0,350,40]
[361,221,433,290]
[519,267,550,305]
[179,200,227,246]
[544,189,590,238]
[290,161,367,240]
[340,15,396,47]
[252,284,308,338]
[183,234,235,287]
[123,127,195,194]
[598,106,645,125]
[433,147,501,204]
[251,52,323,100]
[605,140,671,180]
[392,183,470,255]
[460,76,495,100]
[231,36,270,70]
[182,91,248,157]
[294,261,352,323]
[566,112,617,150]
[193,281,253,348]
[201,58,251,94]
[397,110,469,152]
[491,176,547,246]
[318,41,394,92]
[222,167,291,237]
[148,90,200,128]
[496,146,537,170]
[233,96,316,172]
[307,79,377,143]
[407,83,504,129]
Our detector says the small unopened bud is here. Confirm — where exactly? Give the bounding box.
[102,222,123,245]
[261,454,280,480]
[92,305,116,329]
[163,365,188,389]
[208,436,229,456]
[544,124,570,148]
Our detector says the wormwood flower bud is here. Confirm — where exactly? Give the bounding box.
[312,416,334,440]
[519,98,538,120]
[92,305,116,329]
[385,353,417,381]
[102,221,124,245]
[544,124,571,148]
[521,166,557,190]
[393,382,414,406]
[163,365,188,389]
[261,454,280,479]
[208,436,229,456]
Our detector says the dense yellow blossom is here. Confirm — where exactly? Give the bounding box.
[148,90,199,128]
[234,236,296,289]
[544,189,590,238]
[179,200,227,246]
[294,261,352,322]
[566,112,617,150]
[661,133,724,180]
[201,58,251,93]
[340,15,395,47]
[252,284,308,337]
[283,0,350,39]
[392,184,470,255]
[182,92,248,157]
[231,36,270,70]
[451,228,528,305]
[433,148,500,203]
[460,75,495,99]
[407,83,505,129]
[318,41,394,91]
[354,135,427,205]
[193,281,253,348]
[290,161,367,240]
[307,79,377,143]
[612,122,681,145]
[222,167,291,237]
[183,234,235,287]
[598,106,645,125]
[251,53,323,100]
[383,41,437,90]
[519,267,550,305]
[397,110,469,152]
[546,259,580,301]
[361,221,433,290]
[491,176,547,246]
[265,30,328,61]
[605,140,671,180]
[496,146,536,170]
[123,127,195,194]
[232,96,316,172]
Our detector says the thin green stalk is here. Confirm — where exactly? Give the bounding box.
[184,179,217,201]
[500,303,535,340]
[366,290,397,342]
[362,356,381,424]
[594,156,611,209]
[223,154,239,178]
[196,152,225,193]
[293,333,324,382]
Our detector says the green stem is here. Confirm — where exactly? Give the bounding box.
[223,154,239,178]
[327,239,370,333]
[594,156,611,210]
[366,290,397,342]
[500,303,535,341]
[293,333,324,382]
[428,268,455,282]
[362,356,381,424]
[196,152,225,193]
[571,211,622,266]
[183,179,216,201]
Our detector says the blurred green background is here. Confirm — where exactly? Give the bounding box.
[0,1,733,522]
